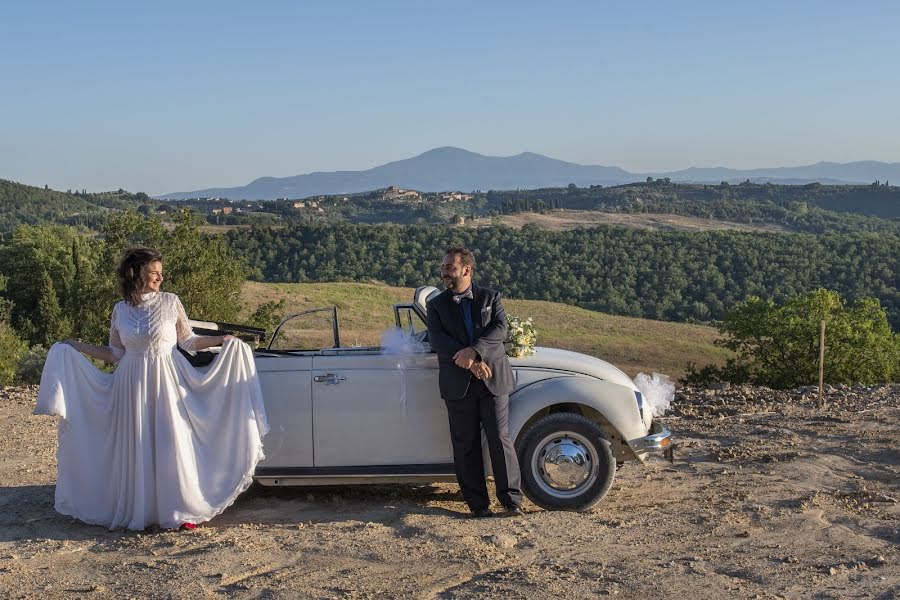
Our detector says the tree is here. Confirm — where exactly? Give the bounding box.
[33,271,71,346]
[0,321,25,385]
[700,289,898,388]
[0,275,25,385]
[100,210,246,321]
[0,225,83,344]
[160,210,247,321]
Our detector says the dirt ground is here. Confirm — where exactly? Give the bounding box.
[1,384,897,599]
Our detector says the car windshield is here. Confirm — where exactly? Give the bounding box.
[267,307,340,351]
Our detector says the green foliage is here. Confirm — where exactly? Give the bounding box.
[697,289,899,388]
[33,272,72,346]
[226,224,900,329]
[0,226,88,343]
[0,322,26,386]
[485,182,900,232]
[97,210,246,322]
[0,212,248,354]
[247,299,286,336]
[0,275,12,322]
[162,211,246,321]
[16,344,48,384]
[7,177,899,235]
[0,178,160,234]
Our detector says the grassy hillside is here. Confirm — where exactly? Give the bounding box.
[0,178,154,234]
[239,281,729,379]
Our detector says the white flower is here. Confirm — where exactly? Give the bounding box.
[505,315,537,358]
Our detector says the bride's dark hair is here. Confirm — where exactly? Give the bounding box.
[117,246,163,306]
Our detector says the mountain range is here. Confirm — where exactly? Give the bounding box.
[158,147,900,200]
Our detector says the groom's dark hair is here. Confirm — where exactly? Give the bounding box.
[446,246,475,271]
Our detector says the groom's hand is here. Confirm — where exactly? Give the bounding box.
[470,361,492,380]
[453,347,478,369]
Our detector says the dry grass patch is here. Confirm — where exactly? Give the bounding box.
[240,281,729,378]
[463,210,788,233]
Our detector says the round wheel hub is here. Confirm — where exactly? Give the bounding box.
[539,436,592,490]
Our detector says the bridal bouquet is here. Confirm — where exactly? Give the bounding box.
[505,315,537,358]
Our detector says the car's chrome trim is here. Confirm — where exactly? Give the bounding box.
[255,463,456,478]
[255,464,458,486]
[255,474,458,486]
[629,422,673,452]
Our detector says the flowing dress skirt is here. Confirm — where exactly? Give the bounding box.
[35,339,269,530]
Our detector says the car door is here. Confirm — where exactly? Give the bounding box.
[254,354,314,469]
[311,350,452,467]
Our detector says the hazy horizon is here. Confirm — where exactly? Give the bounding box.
[2,1,898,196]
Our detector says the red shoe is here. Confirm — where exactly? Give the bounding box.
[179,522,197,530]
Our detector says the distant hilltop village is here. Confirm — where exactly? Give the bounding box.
[193,185,474,214]
[169,185,478,226]
[380,186,473,203]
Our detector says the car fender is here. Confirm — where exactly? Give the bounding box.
[508,374,647,462]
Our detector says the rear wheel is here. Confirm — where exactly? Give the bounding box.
[517,413,615,511]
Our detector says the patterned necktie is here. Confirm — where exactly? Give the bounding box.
[452,289,473,303]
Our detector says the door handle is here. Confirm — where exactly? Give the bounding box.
[314,373,347,384]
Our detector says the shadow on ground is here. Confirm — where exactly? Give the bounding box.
[0,482,471,543]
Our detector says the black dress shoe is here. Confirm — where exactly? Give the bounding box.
[471,508,494,518]
[501,505,524,517]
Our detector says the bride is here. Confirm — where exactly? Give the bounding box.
[35,246,269,530]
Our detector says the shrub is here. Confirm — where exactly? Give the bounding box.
[684,289,899,388]
[247,299,286,339]
[0,322,26,386]
[17,344,48,384]
[0,211,248,348]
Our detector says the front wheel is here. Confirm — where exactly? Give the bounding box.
[517,413,615,511]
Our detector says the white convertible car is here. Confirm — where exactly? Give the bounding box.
[191,287,672,511]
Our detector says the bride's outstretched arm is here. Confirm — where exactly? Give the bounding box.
[174,295,233,352]
[187,333,234,351]
[62,303,126,363]
[62,339,120,363]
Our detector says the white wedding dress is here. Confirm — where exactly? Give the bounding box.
[35,292,269,530]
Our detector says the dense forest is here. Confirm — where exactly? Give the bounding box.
[226,223,900,329]
[3,178,898,329]
[1,183,897,384]
[487,179,900,217]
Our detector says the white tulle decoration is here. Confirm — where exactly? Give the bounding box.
[633,372,675,417]
[380,328,428,419]
[381,328,426,355]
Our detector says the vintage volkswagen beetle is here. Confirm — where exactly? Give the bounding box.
[191,286,671,511]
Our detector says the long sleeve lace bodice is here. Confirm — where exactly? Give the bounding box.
[109,292,200,361]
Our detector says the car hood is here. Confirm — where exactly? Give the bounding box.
[510,347,637,391]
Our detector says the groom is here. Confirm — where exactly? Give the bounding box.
[426,247,524,518]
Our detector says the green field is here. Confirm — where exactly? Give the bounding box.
[240,281,729,379]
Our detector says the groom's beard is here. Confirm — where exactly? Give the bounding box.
[443,275,463,291]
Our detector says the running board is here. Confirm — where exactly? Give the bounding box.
[254,464,457,487]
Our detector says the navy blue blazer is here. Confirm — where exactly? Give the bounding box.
[426,284,515,401]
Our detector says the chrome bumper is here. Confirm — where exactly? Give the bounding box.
[631,422,674,460]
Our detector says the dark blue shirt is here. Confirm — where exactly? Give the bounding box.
[457,287,475,344]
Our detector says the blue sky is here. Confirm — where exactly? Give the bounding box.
[1,1,898,195]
